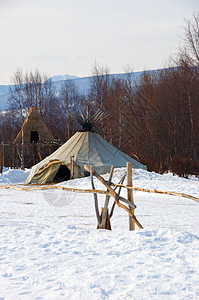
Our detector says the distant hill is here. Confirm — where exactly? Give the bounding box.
[0,70,153,111]
[49,74,79,82]
[0,85,12,111]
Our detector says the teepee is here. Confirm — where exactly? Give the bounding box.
[25,110,146,184]
[14,106,53,144]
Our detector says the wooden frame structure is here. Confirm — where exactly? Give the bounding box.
[1,162,198,230]
[0,143,61,171]
[84,163,143,230]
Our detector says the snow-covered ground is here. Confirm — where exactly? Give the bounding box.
[0,167,199,299]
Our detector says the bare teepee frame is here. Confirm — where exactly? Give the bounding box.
[76,107,108,132]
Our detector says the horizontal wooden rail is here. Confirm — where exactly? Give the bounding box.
[0,184,135,209]
[1,183,198,204]
[0,184,111,196]
[110,183,199,203]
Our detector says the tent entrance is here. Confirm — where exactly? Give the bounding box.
[31,131,39,143]
[53,164,71,183]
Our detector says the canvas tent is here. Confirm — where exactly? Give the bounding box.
[25,131,146,184]
[14,106,53,144]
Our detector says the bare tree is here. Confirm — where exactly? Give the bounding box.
[0,110,21,143]
[178,12,199,74]
[8,68,24,123]
[89,63,111,139]
[7,69,61,142]
[60,79,80,140]
[9,69,56,121]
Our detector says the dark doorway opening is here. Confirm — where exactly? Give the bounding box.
[84,171,90,177]
[54,165,71,183]
[30,131,39,143]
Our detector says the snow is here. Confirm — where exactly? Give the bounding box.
[47,74,79,82]
[0,167,30,184]
[0,167,199,299]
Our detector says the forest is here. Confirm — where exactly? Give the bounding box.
[0,13,198,176]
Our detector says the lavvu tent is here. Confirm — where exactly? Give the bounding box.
[25,131,146,184]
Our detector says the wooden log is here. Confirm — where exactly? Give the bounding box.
[16,144,22,161]
[127,162,135,230]
[2,143,4,172]
[21,129,25,169]
[0,152,3,174]
[100,166,114,229]
[97,208,111,230]
[117,195,136,209]
[84,164,143,229]
[37,144,42,161]
[70,155,75,179]
[0,184,112,196]
[12,144,15,169]
[134,187,199,203]
[110,173,126,219]
[3,182,198,204]
[2,182,198,205]
[110,184,199,204]
[90,166,100,224]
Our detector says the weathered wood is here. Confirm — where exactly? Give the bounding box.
[21,129,25,169]
[127,162,135,230]
[70,155,75,179]
[37,144,42,161]
[97,208,111,230]
[110,173,126,219]
[84,164,143,229]
[12,145,15,168]
[2,143,4,171]
[110,183,134,189]
[48,144,52,154]
[0,184,112,196]
[110,184,199,204]
[90,166,100,224]
[2,143,61,169]
[134,187,199,203]
[1,183,135,210]
[100,166,114,229]
[117,195,136,209]
[16,144,21,161]
[0,152,3,174]
[2,182,197,205]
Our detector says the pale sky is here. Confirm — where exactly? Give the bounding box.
[0,0,198,84]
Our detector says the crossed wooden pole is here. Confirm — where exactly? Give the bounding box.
[84,163,143,230]
[1,162,198,230]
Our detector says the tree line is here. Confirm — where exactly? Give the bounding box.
[0,13,199,176]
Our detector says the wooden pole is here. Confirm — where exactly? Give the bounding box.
[12,144,15,169]
[84,164,143,229]
[70,155,75,179]
[21,130,25,170]
[0,152,2,174]
[2,143,4,172]
[90,166,100,224]
[0,143,4,173]
[0,184,112,195]
[99,166,114,229]
[37,144,42,161]
[109,173,126,219]
[127,162,135,230]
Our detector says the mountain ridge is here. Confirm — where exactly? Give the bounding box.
[0,69,164,111]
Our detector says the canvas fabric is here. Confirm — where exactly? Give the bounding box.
[29,160,62,184]
[25,131,146,184]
